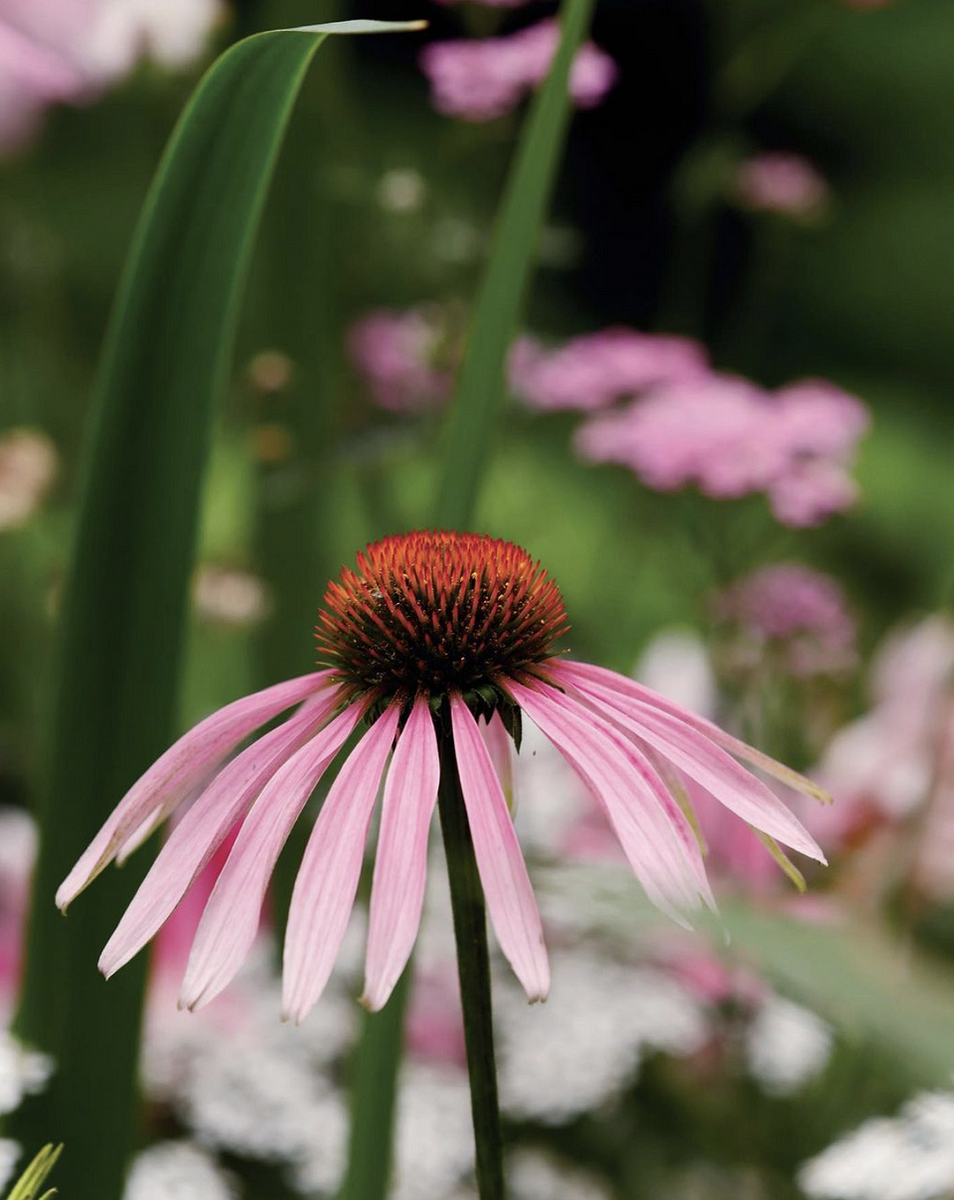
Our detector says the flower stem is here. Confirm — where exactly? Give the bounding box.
[437,728,506,1200]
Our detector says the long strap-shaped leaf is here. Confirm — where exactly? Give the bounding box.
[8,21,423,1200]
[435,0,598,529]
[341,4,598,1199]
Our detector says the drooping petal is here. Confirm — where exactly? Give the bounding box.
[56,671,334,910]
[551,663,825,863]
[450,695,550,1002]
[555,660,831,804]
[509,679,711,920]
[99,689,340,978]
[481,711,517,814]
[361,697,440,1012]
[283,705,402,1024]
[178,703,362,1011]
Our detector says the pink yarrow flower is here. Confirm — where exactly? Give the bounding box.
[58,532,826,1022]
[576,373,869,527]
[419,18,618,122]
[715,563,857,679]
[347,307,457,414]
[510,327,709,413]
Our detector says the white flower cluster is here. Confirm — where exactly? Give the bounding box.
[0,1140,20,1193]
[496,947,708,1124]
[449,1148,613,1200]
[123,1140,236,1200]
[0,1032,53,1118]
[743,996,833,1096]
[800,1090,954,1200]
[143,945,354,1193]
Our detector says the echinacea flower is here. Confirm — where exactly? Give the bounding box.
[58,531,826,1023]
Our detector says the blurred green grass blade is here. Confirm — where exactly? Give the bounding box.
[9,21,423,1200]
[721,903,954,1084]
[434,0,598,530]
[339,971,411,1200]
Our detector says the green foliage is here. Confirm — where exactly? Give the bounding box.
[434,0,598,530]
[7,20,425,1200]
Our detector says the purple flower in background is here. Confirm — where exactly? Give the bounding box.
[347,306,458,414]
[735,153,829,218]
[575,373,869,527]
[419,19,618,122]
[510,327,709,412]
[0,0,224,154]
[715,564,857,679]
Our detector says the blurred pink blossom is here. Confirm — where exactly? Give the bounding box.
[510,327,708,412]
[419,19,618,122]
[405,967,467,1068]
[735,153,829,217]
[715,563,857,679]
[347,307,457,414]
[660,947,767,1007]
[0,809,34,1011]
[0,0,224,154]
[816,617,954,824]
[575,373,869,527]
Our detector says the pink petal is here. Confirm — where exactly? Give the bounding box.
[508,679,711,920]
[450,695,549,1002]
[555,660,830,803]
[178,702,362,1010]
[56,671,334,910]
[0,19,87,100]
[551,664,825,862]
[361,697,440,1012]
[282,705,402,1024]
[99,690,340,978]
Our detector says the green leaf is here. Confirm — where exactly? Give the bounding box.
[8,21,424,1200]
[5,1145,62,1200]
[719,902,954,1085]
[434,0,599,530]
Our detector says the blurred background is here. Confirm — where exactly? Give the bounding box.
[2,0,954,1197]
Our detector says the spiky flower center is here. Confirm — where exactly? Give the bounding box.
[317,531,568,709]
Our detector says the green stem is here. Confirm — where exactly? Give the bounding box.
[338,971,411,1200]
[437,727,506,1200]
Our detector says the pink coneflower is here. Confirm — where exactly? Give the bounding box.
[58,531,826,1023]
[419,19,617,122]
